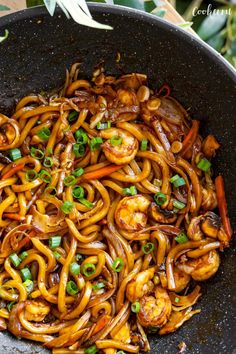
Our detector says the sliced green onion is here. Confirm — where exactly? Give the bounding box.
[73,143,86,158]
[45,186,57,196]
[197,158,211,172]
[20,268,32,282]
[110,135,122,146]
[93,282,105,291]
[72,167,84,177]
[23,279,34,293]
[117,351,126,354]
[75,128,88,144]
[9,253,21,267]
[61,201,74,214]
[39,169,52,183]
[43,156,54,168]
[173,200,186,210]
[112,258,124,273]
[53,251,61,260]
[30,147,44,160]
[47,148,53,155]
[75,254,83,263]
[154,192,167,206]
[66,280,79,295]
[142,242,155,255]
[7,301,15,312]
[26,170,38,181]
[37,127,50,141]
[153,179,162,187]
[131,301,141,313]
[82,263,96,277]
[170,174,186,188]
[68,111,78,123]
[123,186,137,196]
[9,148,21,161]
[79,198,93,208]
[49,236,61,249]
[72,186,85,199]
[140,139,148,151]
[64,175,77,186]
[175,297,180,303]
[70,262,81,276]
[85,345,98,354]
[175,232,188,244]
[19,251,28,261]
[97,121,111,130]
[90,137,103,151]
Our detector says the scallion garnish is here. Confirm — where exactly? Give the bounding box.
[45,186,57,195]
[112,258,124,273]
[90,137,103,151]
[72,186,85,199]
[82,263,96,277]
[123,186,137,196]
[30,147,44,160]
[93,282,105,291]
[72,167,84,177]
[173,200,186,210]
[154,192,167,206]
[23,279,34,293]
[20,268,32,281]
[131,301,141,313]
[175,232,188,244]
[85,345,98,354]
[197,158,211,172]
[43,156,54,168]
[19,251,28,261]
[79,198,93,208]
[70,262,81,276]
[110,136,122,146]
[37,127,50,141]
[9,148,21,161]
[64,175,77,186]
[73,143,86,158]
[7,301,15,312]
[49,236,61,249]
[68,111,78,123]
[61,201,74,214]
[75,128,88,145]
[9,253,21,267]
[170,174,186,188]
[39,169,51,183]
[26,170,38,181]
[53,251,61,260]
[140,139,148,151]
[142,242,155,255]
[66,280,79,295]
[97,121,111,130]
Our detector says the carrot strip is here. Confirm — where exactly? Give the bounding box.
[80,164,124,181]
[180,120,199,157]
[1,163,25,180]
[215,175,232,238]
[17,230,35,249]
[92,315,111,336]
[3,213,25,222]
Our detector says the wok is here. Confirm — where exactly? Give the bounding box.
[0,3,235,354]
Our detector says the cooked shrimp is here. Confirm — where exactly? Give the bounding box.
[24,300,50,322]
[115,195,151,231]
[173,267,191,293]
[201,174,217,210]
[177,250,220,281]
[126,268,155,303]
[187,215,203,241]
[149,203,177,224]
[100,128,138,165]
[137,286,172,328]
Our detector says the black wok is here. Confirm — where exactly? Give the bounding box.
[0,4,235,354]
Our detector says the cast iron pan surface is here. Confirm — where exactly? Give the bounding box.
[0,4,235,354]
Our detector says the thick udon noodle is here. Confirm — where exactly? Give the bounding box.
[0,63,232,354]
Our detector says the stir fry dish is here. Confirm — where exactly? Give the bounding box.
[0,63,232,354]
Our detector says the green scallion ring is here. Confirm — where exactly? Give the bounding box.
[175,232,188,244]
[82,263,96,277]
[90,137,103,151]
[68,111,78,123]
[79,198,93,208]
[70,262,81,276]
[9,148,22,161]
[43,156,54,168]
[23,279,34,293]
[72,167,84,177]
[20,267,32,282]
[61,201,74,214]
[197,158,212,172]
[85,345,98,354]
[30,147,45,160]
[44,186,57,195]
[112,257,124,273]
[92,282,105,291]
[39,169,52,183]
[72,186,85,199]
[49,236,61,249]
[140,139,148,151]
[75,128,88,145]
[9,253,21,267]
[131,301,141,313]
[154,192,167,206]
[64,175,77,186]
[173,199,186,210]
[66,280,79,295]
[26,170,38,182]
[73,143,86,158]
[110,135,122,146]
[142,242,155,255]
[36,127,50,141]
[19,251,28,261]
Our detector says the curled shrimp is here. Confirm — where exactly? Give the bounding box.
[126,267,155,303]
[177,250,220,281]
[100,128,138,165]
[24,300,50,322]
[115,195,151,231]
[201,174,217,211]
[173,267,191,293]
[137,286,172,328]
